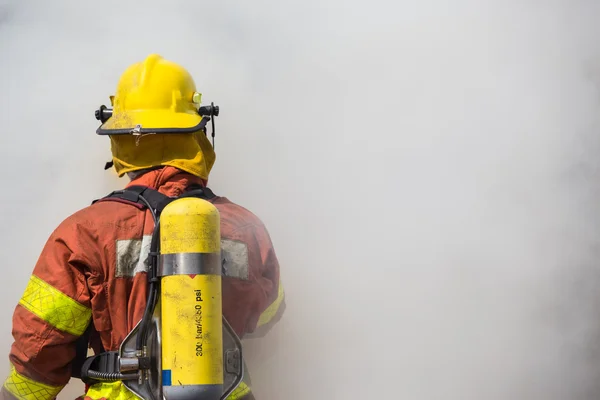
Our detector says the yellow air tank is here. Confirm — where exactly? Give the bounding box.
[158,197,224,400]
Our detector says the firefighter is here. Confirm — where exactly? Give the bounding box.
[0,54,285,400]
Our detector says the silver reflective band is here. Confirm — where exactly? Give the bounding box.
[158,253,222,276]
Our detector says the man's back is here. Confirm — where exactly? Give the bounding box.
[4,166,282,398]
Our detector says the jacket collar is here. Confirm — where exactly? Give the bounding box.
[125,166,206,197]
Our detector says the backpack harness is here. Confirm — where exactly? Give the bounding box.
[71,183,218,385]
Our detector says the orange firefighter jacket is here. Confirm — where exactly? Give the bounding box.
[1,166,284,400]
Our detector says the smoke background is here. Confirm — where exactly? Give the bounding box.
[2,0,600,399]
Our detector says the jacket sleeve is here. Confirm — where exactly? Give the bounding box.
[1,218,96,400]
[221,221,285,339]
[246,223,286,339]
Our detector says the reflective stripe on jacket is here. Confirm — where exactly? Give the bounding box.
[76,380,253,400]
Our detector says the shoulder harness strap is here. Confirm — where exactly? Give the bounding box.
[92,184,216,213]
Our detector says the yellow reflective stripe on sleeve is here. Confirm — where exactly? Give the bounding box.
[18,275,91,336]
[85,382,142,400]
[256,281,285,328]
[87,381,248,400]
[3,364,63,400]
[226,381,251,400]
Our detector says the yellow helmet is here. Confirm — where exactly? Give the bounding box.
[95,54,218,179]
[97,54,209,134]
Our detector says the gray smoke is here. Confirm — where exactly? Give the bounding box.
[1,0,600,399]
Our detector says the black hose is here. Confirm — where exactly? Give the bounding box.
[86,370,138,382]
[136,281,157,350]
[136,218,161,351]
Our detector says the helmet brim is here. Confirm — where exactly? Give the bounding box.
[97,110,207,135]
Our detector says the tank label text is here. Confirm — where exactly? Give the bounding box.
[195,289,203,356]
